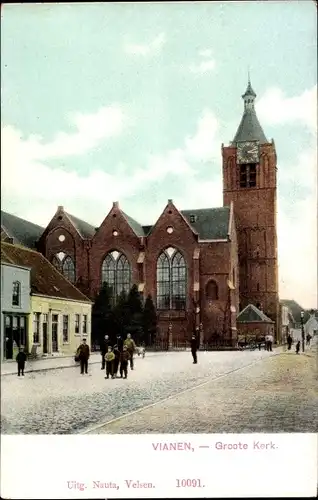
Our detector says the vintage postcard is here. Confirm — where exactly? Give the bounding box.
[1,1,317,498]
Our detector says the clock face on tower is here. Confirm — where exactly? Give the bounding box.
[237,141,259,164]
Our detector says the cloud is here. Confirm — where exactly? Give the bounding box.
[189,59,216,74]
[124,33,166,57]
[185,109,220,162]
[277,192,317,308]
[256,85,317,134]
[198,49,213,58]
[20,105,126,160]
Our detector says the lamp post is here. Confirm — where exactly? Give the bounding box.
[301,311,305,352]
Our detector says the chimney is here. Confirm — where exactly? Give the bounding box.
[168,199,173,204]
[58,206,64,211]
[113,201,119,208]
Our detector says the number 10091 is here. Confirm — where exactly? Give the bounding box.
[176,479,203,488]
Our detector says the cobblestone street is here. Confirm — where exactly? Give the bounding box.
[88,348,318,434]
[1,349,276,434]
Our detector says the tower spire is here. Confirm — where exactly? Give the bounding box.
[231,78,268,144]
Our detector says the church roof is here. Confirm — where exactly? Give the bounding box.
[121,211,146,237]
[181,207,230,240]
[1,242,91,303]
[237,304,274,323]
[64,212,96,239]
[232,80,268,144]
[1,210,45,249]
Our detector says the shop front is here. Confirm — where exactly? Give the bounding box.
[3,313,29,359]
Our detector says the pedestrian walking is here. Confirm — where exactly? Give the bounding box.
[190,332,198,364]
[268,333,273,351]
[265,334,269,351]
[306,333,312,346]
[16,346,27,377]
[113,344,120,377]
[287,333,293,350]
[76,338,90,374]
[124,333,136,370]
[100,334,111,370]
[295,340,300,354]
[119,345,131,379]
[104,346,115,379]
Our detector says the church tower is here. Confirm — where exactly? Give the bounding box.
[222,78,279,337]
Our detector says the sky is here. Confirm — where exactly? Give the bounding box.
[1,1,317,308]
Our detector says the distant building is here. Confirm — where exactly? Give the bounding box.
[1,260,31,360]
[304,313,318,337]
[237,304,274,342]
[1,242,92,359]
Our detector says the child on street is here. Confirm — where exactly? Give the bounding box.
[105,346,115,379]
[119,345,131,379]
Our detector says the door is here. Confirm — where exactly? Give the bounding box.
[43,317,48,354]
[52,314,58,352]
[5,315,13,359]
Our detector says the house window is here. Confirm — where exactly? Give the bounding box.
[52,314,59,352]
[82,315,87,334]
[206,280,218,300]
[33,312,40,344]
[190,214,197,223]
[12,281,21,306]
[240,164,257,188]
[156,247,187,310]
[75,314,80,334]
[63,315,69,343]
[101,251,131,303]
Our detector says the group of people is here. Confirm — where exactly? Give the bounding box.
[75,333,137,379]
[101,333,136,379]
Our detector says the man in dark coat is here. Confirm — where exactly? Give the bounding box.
[77,338,90,374]
[191,331,199,364]
[117,335,124,353]
[16,346,27,376]
[100,334,111,370]
[287,334,293,350]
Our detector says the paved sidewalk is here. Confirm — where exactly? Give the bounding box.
[88,349,318,434]
[1,350,163,376]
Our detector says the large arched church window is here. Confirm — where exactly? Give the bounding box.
[156,247,187,310]
[51,252,76,283]
[101,250,131,300]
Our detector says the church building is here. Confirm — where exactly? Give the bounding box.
[1,80,279,345]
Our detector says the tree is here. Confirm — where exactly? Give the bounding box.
[126,285,144,344]
[142,294,157,346]
[91,282,114,346]
[113,290,129,338]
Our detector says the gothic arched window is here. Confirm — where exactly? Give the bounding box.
[62,256,75,283]
[206,280,218,300]
[51,252,76,283]
[101,250,131,300]
[156,247,187,310]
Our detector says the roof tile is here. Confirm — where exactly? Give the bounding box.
[237,304,274,323]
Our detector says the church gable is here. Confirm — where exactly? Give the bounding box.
[39,206,88,245]
[147,199,197,244]
[93,201,142,243]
